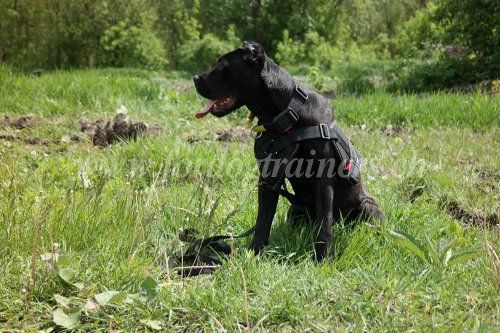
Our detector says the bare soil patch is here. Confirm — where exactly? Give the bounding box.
[445,201,499,227]
[216,127,251,142]
[188,126,251,144]
[79,113,162,147]
[0,133,50,145]
[384,124,406,137]
[2,116,35,129]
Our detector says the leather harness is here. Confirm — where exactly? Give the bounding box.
[253,84,362,191]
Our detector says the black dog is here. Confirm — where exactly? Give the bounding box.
[193,42,383,260]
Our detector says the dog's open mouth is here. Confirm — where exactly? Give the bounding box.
[195,97,238,119]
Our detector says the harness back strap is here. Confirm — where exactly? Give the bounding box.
[269,121,362,185]
[273,122,352,153]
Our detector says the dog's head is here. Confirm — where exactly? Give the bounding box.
[193,42,269,118]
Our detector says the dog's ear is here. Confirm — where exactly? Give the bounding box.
[241,41,265,64]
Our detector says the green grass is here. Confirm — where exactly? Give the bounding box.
[0,68,499,331]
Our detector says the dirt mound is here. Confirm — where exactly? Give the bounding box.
[2,116,35,129]
[445,201,499,227]
[187,127,251,144]
[79,113,161,147]
[384,124,406,137]
[216,127,251,142]
[0,134,50,145]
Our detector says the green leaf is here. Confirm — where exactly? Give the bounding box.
[140,319,164,331]
[53,307,81,329]
[94,291,128,305]
[424,235,440,264]
[141,276,158,299]
[438,238,454,263]
[53,294,71,308]
[40,253,70,267]
[443,249,453,266]
[383,228,430,264]
[447,250,484,266]
[56,268,83,289]
[57,255,71,267]
[448,219,463,238]
[128,292,148,303]
[58,268,75,284]
[73,282,84,290]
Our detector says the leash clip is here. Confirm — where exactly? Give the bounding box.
[251,125,263,139]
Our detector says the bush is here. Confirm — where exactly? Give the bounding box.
[394,3,442,59]
[337,64,375,94]
[276,30,339,71]
[307,66,326,91]
[276,30,380,73]
[387,57,487,92]
[101,14,167,70]
[177,31,239,73]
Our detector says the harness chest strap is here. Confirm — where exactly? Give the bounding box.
[272,122,353,155]
[252,84,308,134]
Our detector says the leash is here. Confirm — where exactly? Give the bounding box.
[173,179,305,277]
[173,225,257,277]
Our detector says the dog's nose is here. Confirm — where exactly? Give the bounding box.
[193,75,199,82]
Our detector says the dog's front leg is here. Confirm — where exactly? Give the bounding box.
[248,185,280,254]
[315,180,334,261]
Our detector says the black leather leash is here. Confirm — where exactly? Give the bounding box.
[172,225,257,277]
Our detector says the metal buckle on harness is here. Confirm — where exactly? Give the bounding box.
[295,85,308,102]
[319,123,330,139]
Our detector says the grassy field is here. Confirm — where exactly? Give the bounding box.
[0,68,499,332]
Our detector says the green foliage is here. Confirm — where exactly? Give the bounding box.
[433,0,500,81]
[340,0,428,45]
[101,14,167,70]
[368,223,483,269]
[0,0,497,91]
[337,64,376,94]
[276,30,379,72]
[52,307,81,329]
[152,0,201,67]
[177,32,239,73]
[388,57,493,92]
[394,3,443,59]
[392,0,500,87]
[197,0,343,56]
[434,0,500,61]
[307,66,326,91]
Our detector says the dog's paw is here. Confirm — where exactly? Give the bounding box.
[248,239,267,255]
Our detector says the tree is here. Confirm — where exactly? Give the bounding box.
[434,0,500,67]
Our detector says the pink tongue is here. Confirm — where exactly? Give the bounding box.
[195,100,216,119]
